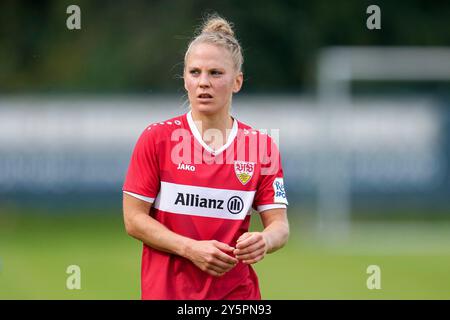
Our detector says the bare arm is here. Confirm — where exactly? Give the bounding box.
[123,192,191,256]
[260,208,290,253]
[123,193,238,276]
[233,208,289,264]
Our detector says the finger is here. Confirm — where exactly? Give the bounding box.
[236,234,260,249]
[213,241,235,252]
[236,248,265,261]
[236,232,252,243]
[243,255,265,265]
[196,261,223,276]
[206,268,225,277]
[207,263,231,275]
[209,257,237,270]
[215,249,239,265]
[213,272,225,277]
[234,241,265,256]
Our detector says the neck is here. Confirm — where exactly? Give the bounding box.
[190,108,234,149]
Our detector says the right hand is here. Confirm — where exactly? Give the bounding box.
[185,240,239,277]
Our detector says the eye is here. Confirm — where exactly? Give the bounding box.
[189,69,200,76]
[210,70,223,76]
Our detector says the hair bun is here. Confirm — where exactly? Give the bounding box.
[201,15,235,37]
[186,13,243,72]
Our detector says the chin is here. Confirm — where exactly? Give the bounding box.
[192,103,224,115]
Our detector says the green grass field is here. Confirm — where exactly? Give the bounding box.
[1,206,450,299]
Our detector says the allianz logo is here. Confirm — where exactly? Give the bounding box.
[177,162,196,171]
[174,193,244,214]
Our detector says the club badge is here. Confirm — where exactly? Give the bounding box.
[234,161,255,185]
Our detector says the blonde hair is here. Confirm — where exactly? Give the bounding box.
[184,14,244,73]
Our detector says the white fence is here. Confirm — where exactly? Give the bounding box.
[0,95,443,196]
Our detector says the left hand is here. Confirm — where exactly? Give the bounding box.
[233,232,268,264]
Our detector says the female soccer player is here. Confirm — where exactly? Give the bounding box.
[122,14,289,300]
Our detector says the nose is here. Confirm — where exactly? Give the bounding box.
[198,72,210,88]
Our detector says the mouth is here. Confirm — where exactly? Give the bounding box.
[197,93,213,100]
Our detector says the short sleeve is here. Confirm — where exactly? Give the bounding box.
[122,128,160,202]
[253,135,288,213]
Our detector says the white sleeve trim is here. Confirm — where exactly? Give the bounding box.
[123,191,155,204]
[257,204,287,213]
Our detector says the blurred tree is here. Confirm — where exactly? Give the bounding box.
[0,0,449,93]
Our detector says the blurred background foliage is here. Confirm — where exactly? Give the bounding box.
[1,0,450,94]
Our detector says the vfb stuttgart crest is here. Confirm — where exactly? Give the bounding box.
[234,161,255,185]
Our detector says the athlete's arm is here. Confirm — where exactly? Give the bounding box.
[123,192,238,276]
[233,208,289,264]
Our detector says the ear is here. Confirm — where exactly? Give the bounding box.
[232,72,243,93]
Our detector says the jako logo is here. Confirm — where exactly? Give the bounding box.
[177,163,196,171]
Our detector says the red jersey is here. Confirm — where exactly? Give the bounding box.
[123,111,288,300]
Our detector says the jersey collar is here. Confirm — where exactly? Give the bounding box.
[186,110,238,156]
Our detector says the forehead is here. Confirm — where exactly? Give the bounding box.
[186,42,234,69]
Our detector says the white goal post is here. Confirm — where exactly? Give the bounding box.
[316,47,450,239]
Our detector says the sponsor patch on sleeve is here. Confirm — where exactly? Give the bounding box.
[273,177,288,205]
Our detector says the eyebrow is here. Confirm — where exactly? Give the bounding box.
[188,66,225,70]
[188,67,226,71]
